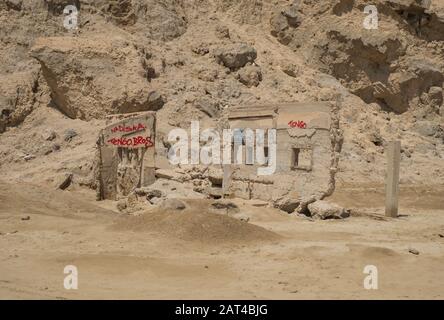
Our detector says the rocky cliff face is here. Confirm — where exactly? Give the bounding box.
[0,0,443,188]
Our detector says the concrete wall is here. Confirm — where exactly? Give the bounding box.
[97,112,156,200]
[226,102,334,202]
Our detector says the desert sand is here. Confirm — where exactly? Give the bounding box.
[1,181,443,299]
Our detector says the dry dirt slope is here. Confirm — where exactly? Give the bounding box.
[0,0,443,188]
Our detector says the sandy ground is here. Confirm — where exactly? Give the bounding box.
[0,181,443,300]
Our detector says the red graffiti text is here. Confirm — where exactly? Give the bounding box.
[111,123,146,134]
[288,120,307,129]
[107,136,154,148]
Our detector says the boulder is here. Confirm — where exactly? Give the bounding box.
[270,4,301,45]
[90,0,187,40]
[307,200,350,220]
[30,36,164,120]
[214,43,257,70]
[275,198,300,214]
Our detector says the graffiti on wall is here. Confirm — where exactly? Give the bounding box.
[102,114,155,149]
[111,123,147,134]
[288,120,307,129]
[107,136,154,148]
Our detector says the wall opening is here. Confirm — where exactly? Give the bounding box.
[291,147,312,171]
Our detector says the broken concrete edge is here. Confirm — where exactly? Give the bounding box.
[295,97,344,216]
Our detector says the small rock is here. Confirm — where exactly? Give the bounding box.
[281,60,300,78]
[282,5,300,24]
[43,130,57,141]
[408,248,420,255]
[215,25,230,39]
[401,148,411,158]
[307,200,350,220]
[237,64,262,87]
[23,154,35,161]
[428,86,443,107]
[233,213,250,222]
[160,198,186,211]
[135,188,164,200]
[194,97,221,118]
[146,189,163,200]
[369,131,384,147]
[192,45,209,56]
[52,143,61,152]
[207,187,223,199]
[64,129,78,142]
[198,68,219,82]
[250,200,268,207]
[56,173,73,190]
[44,148,53,156]
[214,43,257,70]
[117,199,127,212]
[211,200,239,213]
[413,121,443,138]
[21,216,31,221]
[155,169,185,181]
[149,197,162,205]
[4,0,22,10]
[146,91,165,111]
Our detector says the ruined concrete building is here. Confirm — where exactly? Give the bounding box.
[96,101,342,212]
[222,102,338,203]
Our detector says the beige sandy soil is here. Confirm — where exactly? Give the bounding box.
[0,181,443,300]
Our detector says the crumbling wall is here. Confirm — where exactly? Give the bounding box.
[296,98,344,214]
[96,112,156,200]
